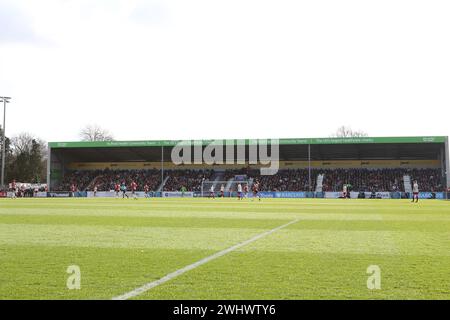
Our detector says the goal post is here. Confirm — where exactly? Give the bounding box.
[201,180,251,198]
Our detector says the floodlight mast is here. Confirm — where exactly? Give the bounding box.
[0,96,11,189]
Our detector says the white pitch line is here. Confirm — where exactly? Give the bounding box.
[112,218,299,300]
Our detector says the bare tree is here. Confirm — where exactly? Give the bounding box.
[80,124,114,142]
[331,126,368,138]
[11,133,35,154]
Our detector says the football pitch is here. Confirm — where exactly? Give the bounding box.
[0,198,449,300]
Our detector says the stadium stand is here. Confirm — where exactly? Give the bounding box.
[48,136,450,197]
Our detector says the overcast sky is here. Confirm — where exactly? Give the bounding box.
[0,0,449,143]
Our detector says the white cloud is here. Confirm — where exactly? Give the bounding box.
[129,1,168,26]
[0,0,449,142]
[0,1,45,45]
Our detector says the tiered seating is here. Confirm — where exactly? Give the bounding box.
[320,168,444,192]
[250,169,318,191]
[409,169,445,192]
[94,169,161,191]
[162,169,214,192]
[56,169,161,191]
[56,168,445,192]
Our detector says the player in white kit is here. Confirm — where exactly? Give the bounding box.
[209,185,215,199]
[11,180,17,199]
[412,180,419,203]
[237,183,242,200]
[343,184,348,199]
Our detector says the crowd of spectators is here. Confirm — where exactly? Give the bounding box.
[94,169,161,191]
[249,169,319,191]
[56,170,99,191]
[321,168,445,192]
[321,169,405,192]
[409,169,445,192]
[56,168,213,192]
[231,168,444,192]
[223,168,250,181]
[56,169,161,191]
[163,169,214,192]
[56,168,445,192]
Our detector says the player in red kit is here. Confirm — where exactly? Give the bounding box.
[131,181,138,200]
[70,184,76,198]
[114,183,120,198]
[144,184,150,198]
[252,181,261,201]
[244,184,249,199]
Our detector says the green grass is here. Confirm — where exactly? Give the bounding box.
[0,198,449,299]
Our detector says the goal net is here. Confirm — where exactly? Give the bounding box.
[200,180,251,198]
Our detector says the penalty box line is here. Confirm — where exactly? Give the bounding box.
[112,218,300,300]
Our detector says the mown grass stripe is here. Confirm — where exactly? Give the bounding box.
[112,218,300,300]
